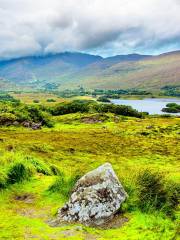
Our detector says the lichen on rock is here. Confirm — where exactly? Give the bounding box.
[56,163,128,226]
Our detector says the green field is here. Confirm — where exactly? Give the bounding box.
[0,95,179,239]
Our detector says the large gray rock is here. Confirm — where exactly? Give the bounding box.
[56,163,127,226]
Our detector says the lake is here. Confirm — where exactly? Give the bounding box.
[111,98,180,115]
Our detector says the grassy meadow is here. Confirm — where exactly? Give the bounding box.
[0,93,179,239]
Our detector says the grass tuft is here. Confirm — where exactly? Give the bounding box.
[0,169,7,189]
[28,157,52,176]
[50,164,61,175]
[137,169,167,212]
[7,161,34,184]
[48,172,80,199]
[137,169,180,216]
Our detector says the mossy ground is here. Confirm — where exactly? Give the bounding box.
[0,113,179,239]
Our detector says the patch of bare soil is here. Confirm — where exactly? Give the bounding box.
[50,214,128,230]
[96,214,129,229]
[81,117,103,124]
[61,229,76,237]
[84,232,99,240]
[81,114,109,124]
[17,208,36,218]
[58,227,99,240]
[13,193,35,204]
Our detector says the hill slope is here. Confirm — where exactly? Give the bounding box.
[66,51,180,91]
[0,51,180,91]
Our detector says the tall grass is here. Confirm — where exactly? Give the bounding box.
[7,161,34,184]
[48,172,80,199]
[28,157,52,176]
[137,169,179,216]
[0,169,7,189]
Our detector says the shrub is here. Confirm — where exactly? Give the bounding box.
[24,105,54,127]
[51,100,143,118]
[162,103,180,113]
[7,162,34,184]
[95,103,143,118]
[0,94,19,103]
[137,170,167,212]
[51,100,93,115]
[0,102,54,127]
[97,96,111,103]
[33,99,40,103]
[47,99,56,102]
[0,113,17,125]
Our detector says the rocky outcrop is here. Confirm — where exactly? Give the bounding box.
[56,163,127,226]
[22,121,42,130]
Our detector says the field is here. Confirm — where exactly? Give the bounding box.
[0,106,179,239]
[11,93,66,105]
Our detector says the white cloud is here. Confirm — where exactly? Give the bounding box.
[0,0,180,59]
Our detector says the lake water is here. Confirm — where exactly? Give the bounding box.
[111,98,180,115]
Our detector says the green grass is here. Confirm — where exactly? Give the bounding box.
[0,112,179,239]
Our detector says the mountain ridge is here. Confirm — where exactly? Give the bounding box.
[0,51,180,91]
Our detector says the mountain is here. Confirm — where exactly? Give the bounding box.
[0,51,180,91]
[65,51,180,91]
[0,52,102,85]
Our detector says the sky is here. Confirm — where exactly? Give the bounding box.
[0,0,180,60]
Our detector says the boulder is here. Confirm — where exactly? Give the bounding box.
[56,163,127,226]
[31,122,42,130]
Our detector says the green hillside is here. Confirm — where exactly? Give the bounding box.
[61,51,180,91]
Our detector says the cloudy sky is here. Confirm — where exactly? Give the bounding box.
[0,0,180,59]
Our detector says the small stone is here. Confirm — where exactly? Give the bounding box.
[74,226,83,231]
[31,122,42,130]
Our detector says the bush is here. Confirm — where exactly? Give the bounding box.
[51,100,143,118]
[0,102,54,127]
[162,103,180,113]
[97,96,111,103]
[0,94,20,103]
[95,103,143,118]
[7,162,34,184]
[47,99,56,102]
[0,113,17,125]
[23,105,53,127]
[51,100,93,115]
[33,99,40,103]
[137,170,167,212]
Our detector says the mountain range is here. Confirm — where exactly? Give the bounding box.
[0,51,180,92]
